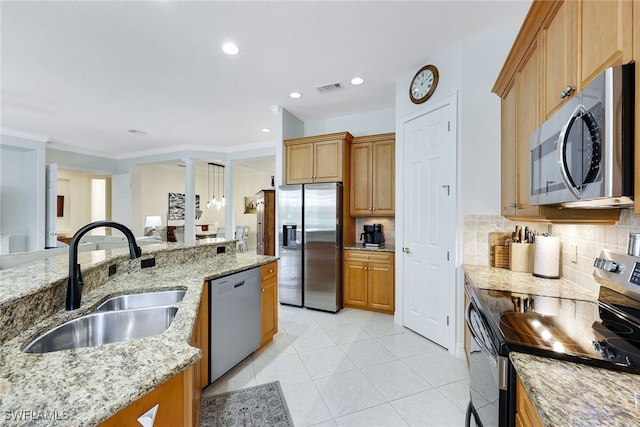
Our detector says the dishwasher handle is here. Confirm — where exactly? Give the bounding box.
[217,280,246,294]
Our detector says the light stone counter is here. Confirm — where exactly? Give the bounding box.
[465,265,640,426]
[463,264,599,301]
[0,240,277,426]
[511,352,640,426]
[344,242,395,253]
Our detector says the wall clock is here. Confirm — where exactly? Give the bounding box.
[409,64,439,104]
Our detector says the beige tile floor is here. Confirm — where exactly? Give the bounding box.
[203,305,470,427]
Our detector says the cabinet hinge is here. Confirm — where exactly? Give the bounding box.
[447,121,450,132]
[446,316,449,326]
[447,251,450,261]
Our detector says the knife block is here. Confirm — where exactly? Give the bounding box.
[509,243,534,273]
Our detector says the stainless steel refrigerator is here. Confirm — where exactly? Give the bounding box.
[277,183,343,313]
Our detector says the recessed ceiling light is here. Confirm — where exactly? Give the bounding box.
[222,42,240,55]
[261,128,271,133]
[289,92,302,99]
[351,77,365,85]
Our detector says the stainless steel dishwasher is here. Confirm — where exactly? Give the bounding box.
[209,267,261,383]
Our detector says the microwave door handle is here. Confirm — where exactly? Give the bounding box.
[557,106,585,199]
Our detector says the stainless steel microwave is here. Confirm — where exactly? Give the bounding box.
[529,63,634,208]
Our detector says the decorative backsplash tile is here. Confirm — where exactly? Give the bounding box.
[464,210,640,291]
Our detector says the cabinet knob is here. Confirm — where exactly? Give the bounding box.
[560,85,575,99]
[510,203,517,208]
[269,269,273,273]
[402,247,411,254]
[261,288,265,292]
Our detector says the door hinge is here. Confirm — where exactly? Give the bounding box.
[446,316,449,326]
[446,251,450,261]
[447,121,450,131]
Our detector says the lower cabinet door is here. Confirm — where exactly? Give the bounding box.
[368,262,394,313]
[261,275,278,346]
[343,261,368,307]
[98,366,193,427]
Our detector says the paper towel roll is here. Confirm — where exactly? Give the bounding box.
[533,235,560,279]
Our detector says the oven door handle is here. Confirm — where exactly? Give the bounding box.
[465,301,498,366]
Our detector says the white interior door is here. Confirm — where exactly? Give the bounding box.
[45,163,58,248]
[401,101,455,349]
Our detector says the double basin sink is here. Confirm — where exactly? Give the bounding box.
[22,290,186,354]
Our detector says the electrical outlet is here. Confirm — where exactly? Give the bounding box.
[570,244,578,263]
[141,257,156,269]
[108,264,117,276]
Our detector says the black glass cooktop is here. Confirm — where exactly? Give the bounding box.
[472,286,640,374]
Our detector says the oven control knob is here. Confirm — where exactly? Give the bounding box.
[594,258,605,269]
[603,261,619,272]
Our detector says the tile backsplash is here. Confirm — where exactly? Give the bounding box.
[354,218,395,244]
[464,210,640,290]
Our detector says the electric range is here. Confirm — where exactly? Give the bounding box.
[465,249,640,427]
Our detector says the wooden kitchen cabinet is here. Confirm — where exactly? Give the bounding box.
[500,81,518,216]
[579,0,633,89]
[256,189,275,256]
[493,0,626,224]
[98,365,195,427]
[343,250,394,314]
[634,1,640,217]
[541,0,577,119]
[284,132,353,184]
[515,374,544,427]
[260,262,278,347]
[350,133,395,216]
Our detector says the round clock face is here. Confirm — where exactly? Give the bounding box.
[410,65,439,104]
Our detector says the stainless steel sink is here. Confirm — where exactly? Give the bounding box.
[22,306,178,354]
[95,290,186,312]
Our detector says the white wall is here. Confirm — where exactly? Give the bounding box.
[0,134,46,253]
[304,108,395,137]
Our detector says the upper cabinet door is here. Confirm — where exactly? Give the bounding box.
[515,43,542,218]
[501,82,517,217]
[285,142,314,184]
[542,0,577,119]
[372,138,395,216]
[350,142,373,215]
[579,0,633,88]
[313,139,343,183]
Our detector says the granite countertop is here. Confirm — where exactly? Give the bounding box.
[464,264,640,426]
[463,264,599,301]
[0,242,277,426]
[511,352,640,426]
[344,242,395,252]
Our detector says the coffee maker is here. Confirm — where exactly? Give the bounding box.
[361,224,385,247]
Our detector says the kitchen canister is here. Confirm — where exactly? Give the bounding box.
[628,233,640,256]
[509,243,534,273]
[533,235,560,279]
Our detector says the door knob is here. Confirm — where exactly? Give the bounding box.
[402,247,411,254]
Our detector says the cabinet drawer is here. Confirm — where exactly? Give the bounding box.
[261,262,278,280]
[344,250,393,264]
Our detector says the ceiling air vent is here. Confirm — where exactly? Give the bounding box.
[315,82,344,94]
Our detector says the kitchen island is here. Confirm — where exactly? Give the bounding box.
[465,264,640,426]
[0,239,277,426]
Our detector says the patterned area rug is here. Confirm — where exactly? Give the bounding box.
[200,381,294,427]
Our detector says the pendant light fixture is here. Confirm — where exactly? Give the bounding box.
[206,162,225,210]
